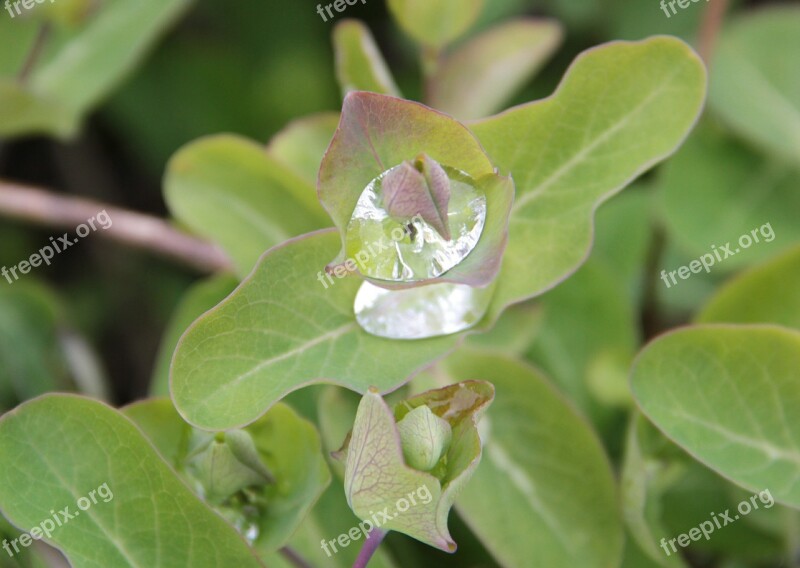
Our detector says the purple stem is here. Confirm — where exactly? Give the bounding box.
[353,528,388,568]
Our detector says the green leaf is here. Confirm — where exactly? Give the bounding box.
[697,245,800,330]
[164,135,330,276]
[0,0,192,138]
[0,395,264,567]
[243,404,331,552]
[428,19,563,121]
[439,351,624,568]
[464,302,541,356]
[525,259,638,415]
[659,460,788,559]
[257,484,400,568]
[709,6,800,165]
[340,382,493,552]
[332,20,401,97]
[620,412,688,567]
[0,283,68,404]
[470,36,706,318]
[0,513,55,568]
[151,274,238,396]
[124,398,331,553]
[659,122,799,271]
[631,325,800,508]
[387,0,484,49]
[170,230,461,431]
[0,80,73,138]
[187,429,274,505]
[319,91,495,262]
[591,187,653,301]
[266,112,340,187]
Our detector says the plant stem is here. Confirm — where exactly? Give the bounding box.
[697,0,729,64]
[0,179,233,273]
[353,528,387,568]
[18,23,51,83]
[279,546,313,568]
[641,223,667,340]
[420,46,441,103]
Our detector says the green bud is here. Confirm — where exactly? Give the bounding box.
[396,405,452,471]
[188,429,273,504]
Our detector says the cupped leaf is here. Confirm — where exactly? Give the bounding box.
[631,325,800,508]
[435,351,624,568]
[333,20,401,97]
[659,122,799,271]
[340,381,493,552]
[170,230,462,431]
[0,0,192,138]
[387,0,484,49]
[266,112,340,187]
[697,245,800,329]
[428,19,563,121]
[709,6,800,166]
[470,36,706,319]
[124,398,330,553]
[164,134,329,276]
[0,395,264,568]
[318,91,495,264]
[151,274,239,396]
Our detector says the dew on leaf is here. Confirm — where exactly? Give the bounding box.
[354,280,494,339]
[345,162,487,282]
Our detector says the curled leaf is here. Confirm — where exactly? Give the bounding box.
[383,154,452,240]
[338,381,493,551]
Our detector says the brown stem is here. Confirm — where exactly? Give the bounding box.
[18,23,51,83]
[697,0,730,65]
[279,546,313,568]
[0,179,233,273]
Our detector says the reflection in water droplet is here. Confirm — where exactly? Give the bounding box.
[345,164,486,282]
[354,280,494,339]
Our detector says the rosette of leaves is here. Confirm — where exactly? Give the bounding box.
[168,19,707,431]
[334,381,493,551]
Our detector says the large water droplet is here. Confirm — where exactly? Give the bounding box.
[345,164,486,282]
[354,280,494,339]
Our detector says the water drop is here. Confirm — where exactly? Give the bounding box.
[354,280,494,339]
[345,163,486,282]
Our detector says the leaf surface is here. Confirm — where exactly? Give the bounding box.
[0,395,264,568]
